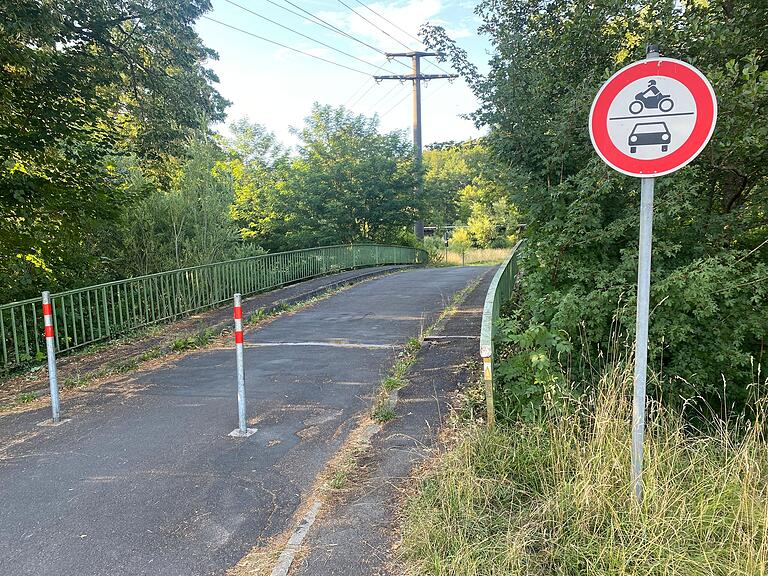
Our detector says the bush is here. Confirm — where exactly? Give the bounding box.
[423,235,447,263]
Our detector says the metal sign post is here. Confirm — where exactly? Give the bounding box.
[588,45,717,504]
[631,176,654,502]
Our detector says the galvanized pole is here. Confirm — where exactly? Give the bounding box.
[482,357,495,429]
[632,176,655,504]
[230,293,255,438]
[631,44,660,505]
[41,291,61,424]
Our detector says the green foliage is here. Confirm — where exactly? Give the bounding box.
[422,235,447,263]
[423,141,519,247]
[0,0,227,301]
[170,327,215,352]
[16,392,37,404]
[232,104,419,251]
[424,0,768,410]
[372,404,396,423]
[494,319,572,420]
[117,138,248,275]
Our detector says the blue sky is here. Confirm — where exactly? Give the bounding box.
[195,0,491,148]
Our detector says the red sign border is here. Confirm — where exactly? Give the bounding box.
[589,58,717,177]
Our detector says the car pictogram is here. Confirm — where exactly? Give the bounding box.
[628,122,671,153]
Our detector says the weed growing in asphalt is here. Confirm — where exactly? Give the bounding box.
[328,469,349,490]
[62,374,90,389]
[247,309,268,324]
[170,328,216,352]
[109,357,140,373]
[371,276,484,424]
[137,347,163,362]
[372,404,397,423]
[17,392,38,403]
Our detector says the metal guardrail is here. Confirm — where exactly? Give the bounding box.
[479,240,523,427]
[0,244,427,371]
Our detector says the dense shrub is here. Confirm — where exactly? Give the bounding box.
[425,0,768,410]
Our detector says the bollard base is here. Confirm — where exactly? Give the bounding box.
[37,418,71,427]
[228,427,257,438]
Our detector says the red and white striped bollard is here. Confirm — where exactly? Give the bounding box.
[230,293,255,437]
[42,291,61,423]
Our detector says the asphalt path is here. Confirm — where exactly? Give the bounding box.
[0,266,487,576]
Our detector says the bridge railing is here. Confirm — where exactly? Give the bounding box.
[479,240,524,427]
[0,244,427,371]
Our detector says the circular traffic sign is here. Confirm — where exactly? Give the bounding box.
[589,57,717,177]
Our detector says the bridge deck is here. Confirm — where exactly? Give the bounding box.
[0,266,487,576]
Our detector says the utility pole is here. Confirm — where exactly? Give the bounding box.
[375,52,457,241]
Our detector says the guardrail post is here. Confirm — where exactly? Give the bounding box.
[41,292,63,425]
[482,356,495,428]
[229,293,256,438]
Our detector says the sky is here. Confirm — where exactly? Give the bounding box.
[195,0,491,149]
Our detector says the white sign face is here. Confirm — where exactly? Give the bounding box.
[606,77,697,160]
[589,58,717,177]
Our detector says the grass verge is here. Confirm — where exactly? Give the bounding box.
[402,363,768,575]
[431,248,511,267]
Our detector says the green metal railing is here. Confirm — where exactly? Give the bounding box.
[479,240,524,427]
[0,244,427,371]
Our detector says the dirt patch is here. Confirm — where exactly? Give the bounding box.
[227,414,383,576]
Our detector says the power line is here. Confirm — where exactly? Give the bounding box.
[336,0,413,52]
[261,0,354,40]
[262,0,408,72]
[202,16,371,76]
[267,0,412,72]
[347,81,377,107]
[422,78,453,103]
[351,0,423,46]
[366,82,402,113]
[277,0,383,54]
[222,0,397,74]
[343,78,374,106]
[347,0,454,76]
[379,89,411,119]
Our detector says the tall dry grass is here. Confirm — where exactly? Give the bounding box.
[402,364,768,575]
[439,248,510,266]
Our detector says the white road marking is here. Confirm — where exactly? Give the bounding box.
[243,341,395,350]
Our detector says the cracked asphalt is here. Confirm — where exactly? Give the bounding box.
[0,266,488,576]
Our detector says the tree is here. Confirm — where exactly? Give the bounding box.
[118,138,248,276]
[0,0,227,300]
[232,105,419,251]
[423,141,519,246]
[226,119,290,249]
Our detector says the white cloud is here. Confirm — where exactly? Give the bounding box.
[317,0,444,52]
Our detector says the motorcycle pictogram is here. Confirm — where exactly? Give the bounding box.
[629,80,674,115]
